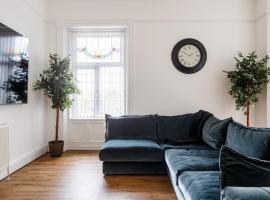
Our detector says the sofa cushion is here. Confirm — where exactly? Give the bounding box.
[226,121,270,160]
[99,139,163,162]
[220,145,270,189]
[165,148,220,158]
[154,110,212,144]
[105,115,158,141]
[178,171,220,200]
[165,149,219,185]
[221,187,270,200]
[154,113,195,144]
[190,110,213,141]
[160,143,213,151]
[202,116,232,149]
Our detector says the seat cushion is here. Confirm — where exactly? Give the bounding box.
[105,115,158,141]
[226,121,270,160]
[221,187,270,200]
[99,139,163,162]
[165,148,220,158]
[165,149,219,185]
[202,116,232,149]
[178,171,220,200]
[160,143,213,151]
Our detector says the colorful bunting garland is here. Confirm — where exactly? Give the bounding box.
[78,47,119,59]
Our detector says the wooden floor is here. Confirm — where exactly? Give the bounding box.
[0,151,176,200]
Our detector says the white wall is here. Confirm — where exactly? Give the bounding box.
[46,0,255,21]
[0,0,49,179]
[255,0,268,127]
[267,2,270,127]
[131,21,254,118]
[46,0,257,149]
[254,0,270,127]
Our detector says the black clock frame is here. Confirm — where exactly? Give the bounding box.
[171,38,207,74]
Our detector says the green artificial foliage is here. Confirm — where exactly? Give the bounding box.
[224,52,270,127]
[34,54,79,141]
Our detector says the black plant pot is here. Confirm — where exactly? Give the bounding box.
[49,140,64,157]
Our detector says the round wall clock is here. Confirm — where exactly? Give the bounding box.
[171,38,207,74]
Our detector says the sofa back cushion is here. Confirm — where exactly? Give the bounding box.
[189,110,213,141]
[105,115,158,141]
[220,145,270,189]
[154,110,212,144]
[226,121,270,160]
[202,116,232,149]
[154,114,194,144]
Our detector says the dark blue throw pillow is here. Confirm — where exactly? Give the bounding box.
[220,146,270,189]
[105,115,158,141]
[154,113,196,144]
[202,116,232,149]
[226,121,270,160]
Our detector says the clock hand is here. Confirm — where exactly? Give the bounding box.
[182,51,189,56]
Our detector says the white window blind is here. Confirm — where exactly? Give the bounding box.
[70,30,126,119]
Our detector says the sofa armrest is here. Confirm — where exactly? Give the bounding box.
[220,146,270,189]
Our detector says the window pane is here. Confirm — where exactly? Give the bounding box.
[99,66,125,118]
[76,32,122,64]
[70,69,95,119]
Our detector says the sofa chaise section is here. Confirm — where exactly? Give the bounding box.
[100,115,167,174]
[99,139,166,174]
[165,148,219,186]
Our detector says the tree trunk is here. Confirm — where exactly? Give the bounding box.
[55,107,60,141]
[246,105,250,127]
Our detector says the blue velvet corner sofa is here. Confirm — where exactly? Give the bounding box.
[99,110,270,200]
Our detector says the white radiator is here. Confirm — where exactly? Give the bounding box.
[0,124,10,180]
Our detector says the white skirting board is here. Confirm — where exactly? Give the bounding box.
[0,144,48,181]
[66,140,104,150]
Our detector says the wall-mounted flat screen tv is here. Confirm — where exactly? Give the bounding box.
[0,23,29,105]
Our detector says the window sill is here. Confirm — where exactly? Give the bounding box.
[69,118,105,124]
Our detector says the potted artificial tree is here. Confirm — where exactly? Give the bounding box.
[34,54,79,157]
[224,52,270,127]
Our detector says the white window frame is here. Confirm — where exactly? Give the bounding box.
[69,28,128,120]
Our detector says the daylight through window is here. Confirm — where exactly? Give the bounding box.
[70,30,126,119]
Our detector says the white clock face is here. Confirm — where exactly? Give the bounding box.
[178,45,201,68]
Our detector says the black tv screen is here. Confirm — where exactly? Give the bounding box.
[0,23,29,105]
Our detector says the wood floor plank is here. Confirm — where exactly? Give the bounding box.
[0,151,176,200]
